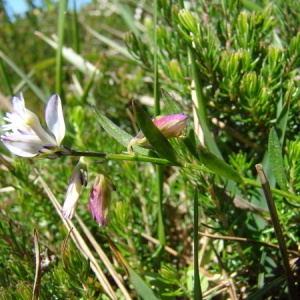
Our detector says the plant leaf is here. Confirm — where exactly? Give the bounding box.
[132,100,180,165]
[0,51,46,102]
[127,265,159,300]
[198,146,243,183]
[268,128,289,191]
[35,31,102,78]
[161,89,182,114]
[92,105,155,157]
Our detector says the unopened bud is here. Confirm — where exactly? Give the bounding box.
[62,157,88,219]
[128,113,188,151]
[89,175,115,227]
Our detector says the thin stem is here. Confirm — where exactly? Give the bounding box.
[106,153,173,165]
[153,0,165,248]
[157,165,166,246]
[244,177,300,202]
[63,150,300,203]
[193,187,202,299]
[68,150,107,158]
[256,164,297,299]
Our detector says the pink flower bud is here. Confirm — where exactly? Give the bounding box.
[128,113,188,151]
[89,175,115,227]
[152,114,188,138]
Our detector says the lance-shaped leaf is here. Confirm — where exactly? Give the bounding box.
[107,235,158,300]
[92,105,156,157]
[161,89,182,114]
[132,100,180,165]
[268,128,289,192]
[198,145,243,183]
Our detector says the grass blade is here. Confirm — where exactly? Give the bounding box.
[82,23,136,61]
[55,0,67,95]
[193,187,202,299]
[35,31,101,78]
[0,51,46,102]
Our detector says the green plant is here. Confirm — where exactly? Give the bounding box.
[0,0,299,299]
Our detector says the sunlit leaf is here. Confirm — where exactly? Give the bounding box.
[92,105,155,157]
[198,146,243,183]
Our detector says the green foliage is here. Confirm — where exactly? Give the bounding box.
[0,0,300,299]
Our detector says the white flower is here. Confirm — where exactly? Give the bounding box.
[1,93,65,158]
[62,158,88,219]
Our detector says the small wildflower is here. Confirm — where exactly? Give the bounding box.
[89,175,115,227]
[128,113,188,152]
[62,158,88,219]
[1,93,65,158]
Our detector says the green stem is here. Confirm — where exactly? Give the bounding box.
[243,177,300,202]
[65,150,300,203]
[153,0,165,248]
[193,187,202,299]
[256,164,297,299]
[106,153,173,165]
[157,165,166,246]
[68,150,106,158]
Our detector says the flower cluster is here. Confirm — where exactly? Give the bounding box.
[1,93,188,227]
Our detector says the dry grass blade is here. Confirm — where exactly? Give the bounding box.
[34,169,117,300]
[198,231,299,256]
[32,228,41,300]
[75,215,132,300]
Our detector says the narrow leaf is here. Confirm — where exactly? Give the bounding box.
[198,146,243,183]
[268,128,289,191]
[0,51,46,102]
[132,100,180,164]
[193,188,202,299]
[161,89,182,114]
[92,105,155,157]
[82,24,136,62]
[56,0,67,95]
[183,129,200,161]
[107,234,158,300]
[276,99,290,145]
[35,31,102,78]
[127,266,159,300]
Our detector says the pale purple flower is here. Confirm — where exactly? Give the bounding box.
[128,113,188,152]
[1,93,65,158]
[89,175,115,227]
[62,158,88,219]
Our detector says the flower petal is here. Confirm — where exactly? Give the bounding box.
[45,94,65,145]
[1,135,44,157]
[152,114,188,138]
[12,93,26,116]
